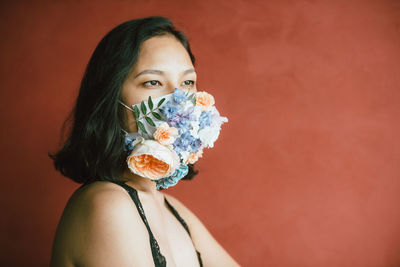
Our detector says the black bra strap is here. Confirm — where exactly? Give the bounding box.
[109,180,166,267]
[164,196,203,267]
[109,180,203,267]
[164,196,192,237]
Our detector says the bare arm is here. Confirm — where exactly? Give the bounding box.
[50,182,155,267]
[164,193,241,267]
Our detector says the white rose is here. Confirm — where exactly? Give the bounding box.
[198,126,221,148]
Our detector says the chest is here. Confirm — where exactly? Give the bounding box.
[140,197,200,267]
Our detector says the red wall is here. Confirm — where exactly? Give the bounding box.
[1,0,400,266]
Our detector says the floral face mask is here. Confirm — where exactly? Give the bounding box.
[119,88,228,190]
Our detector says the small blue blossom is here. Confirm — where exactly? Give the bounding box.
[173,131,192,153]
[190,138,202,152]
[173,130,197,154]
[124,135,136,153]
[199,111,213,129]
[173,139,186,154]
[160,100,179,120]
[173,88,188,104]
[168,113,191,131]
[181,131,195,144]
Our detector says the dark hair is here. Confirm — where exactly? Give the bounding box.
[49,16,199,185]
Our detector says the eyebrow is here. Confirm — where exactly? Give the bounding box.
[134,68,196,78]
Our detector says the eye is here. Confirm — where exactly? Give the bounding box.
[181,80,195,87]
[143,80,161,88]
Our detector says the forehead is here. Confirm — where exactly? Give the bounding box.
[133,35,193,72]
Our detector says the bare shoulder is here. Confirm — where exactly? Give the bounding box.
[50,181,154,267]
[69,180,133,213]
[163,193,241,267]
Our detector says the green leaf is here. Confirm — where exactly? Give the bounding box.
[157,98,166,107]
[152,111,164,121]
[191,97,196,105]
[137,121,148,134]
[145,116,156,127]
[140,101,147,114]
[148,96,153,110]
[133,105,140,119]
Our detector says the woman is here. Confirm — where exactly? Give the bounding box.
[49,16,240,267]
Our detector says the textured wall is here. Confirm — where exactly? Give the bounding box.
[1,0,400,266]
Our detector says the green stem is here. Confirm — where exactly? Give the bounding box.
[136,107,162,121]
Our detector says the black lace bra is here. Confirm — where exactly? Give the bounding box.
[109,180,203,267]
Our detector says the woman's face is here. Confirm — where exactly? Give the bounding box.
[120,34,197,132]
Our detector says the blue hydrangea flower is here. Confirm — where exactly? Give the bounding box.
[168,113,192,131]
[172,131,202,154]
[172,141,185,155]
[154,164,189,190]
[124,135,136,153]
[173,130,194,153]
[173,88,188,104]
[199,111,213,129]
[167,106,195,131]
[160,100,179,120]
[190,138,202,152]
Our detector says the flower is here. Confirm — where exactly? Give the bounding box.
[210,106,229,128]
[195,91,215,112]
[153,122,178,145]
[168,112,193,132]
[154,164,189,190]
[124,135,136,152]
[179,151,191,163]
[160,100,179,120]
[122,88,228,189]
[198,126,221,148]
[173,131,195,154]
[189,120,200,136]
[184,150,203,164]
[123,132,143,153]
[199,111,213,129]
[190,138,202,152]
[127,138,180,180]
[173,88,188,104]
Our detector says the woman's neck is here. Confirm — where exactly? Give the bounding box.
[121,169,162,198]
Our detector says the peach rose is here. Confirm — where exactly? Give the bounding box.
[195,91,215,112]
[184,150,203,164]
[153,122,178,145]
[127,138,180,180]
